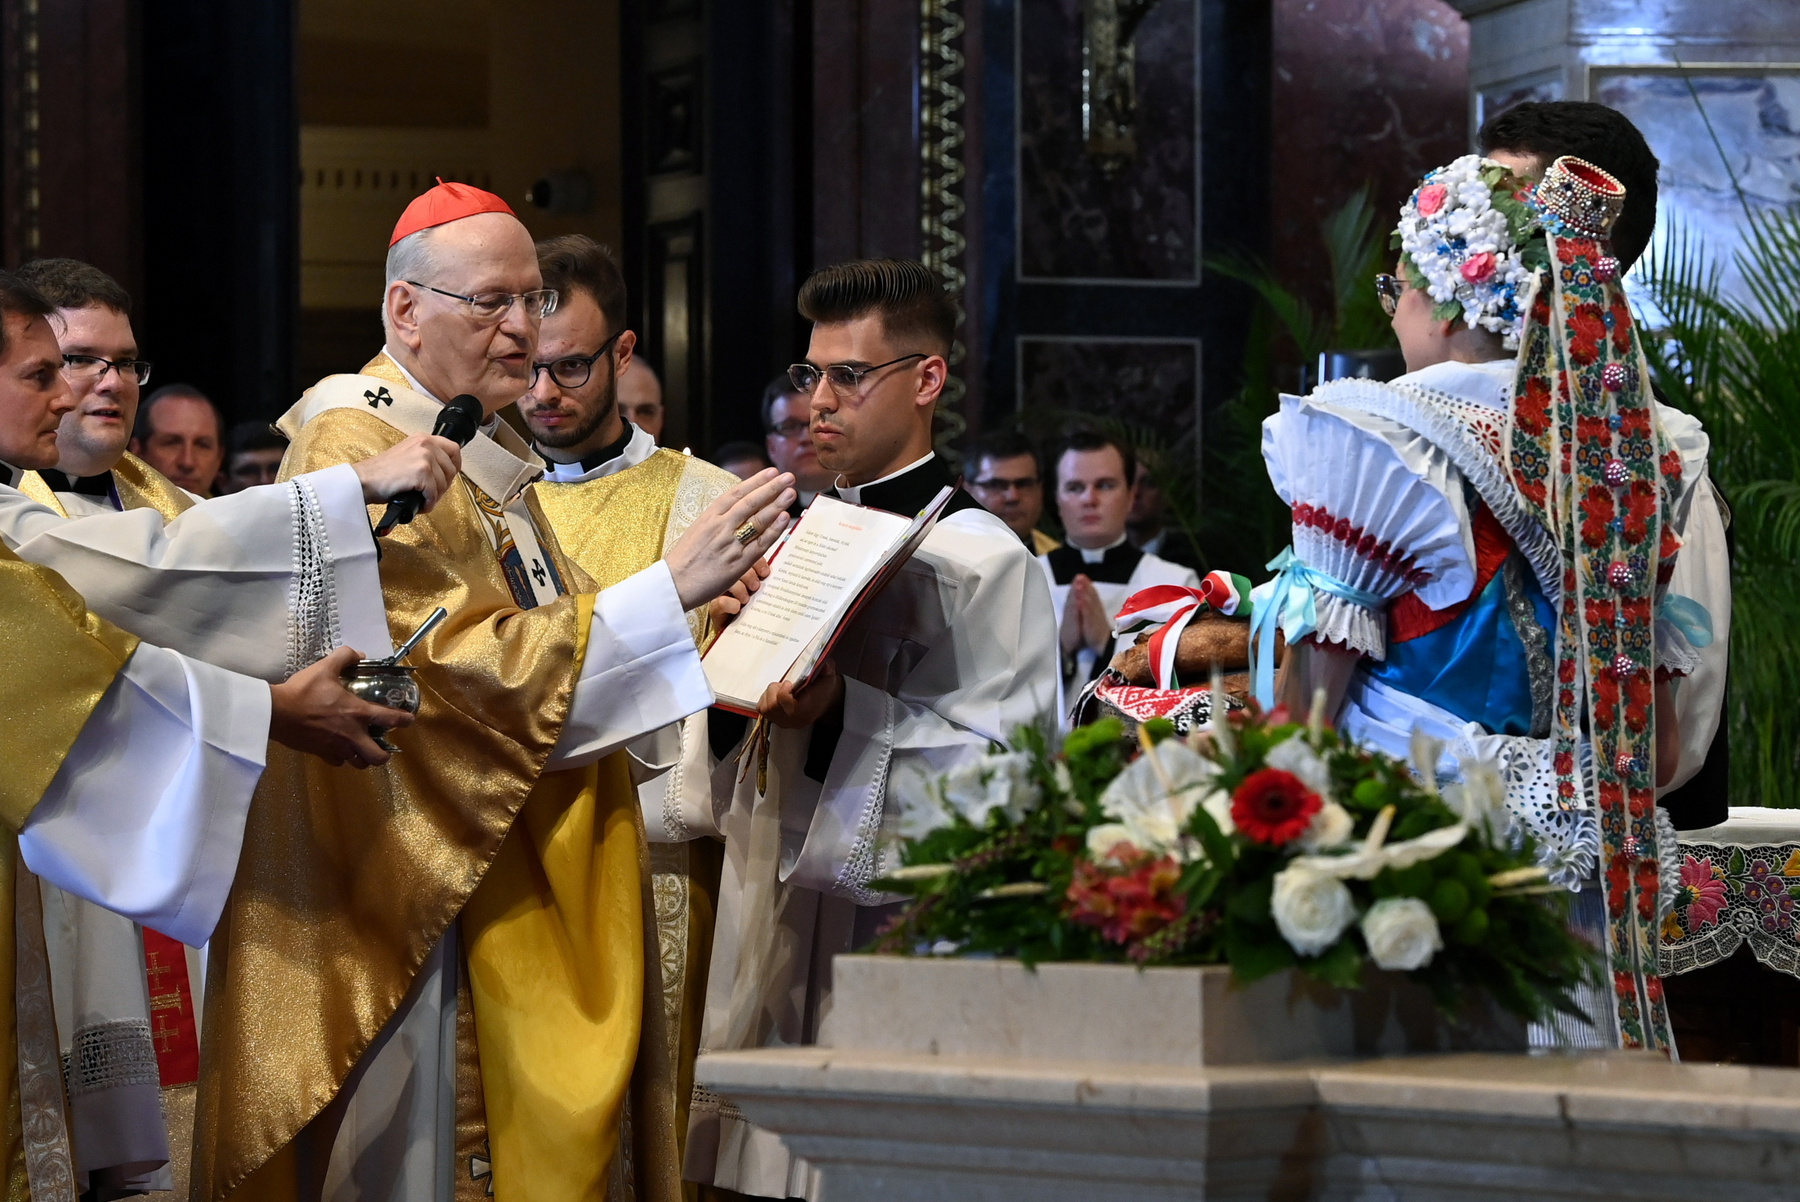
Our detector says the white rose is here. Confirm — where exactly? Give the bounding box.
[1086,823,1140,861]
[1297,801,1354,852]
[1361,897,1444,971]
[1270,865,1357,957]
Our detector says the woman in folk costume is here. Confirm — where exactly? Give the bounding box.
[1257,154,1718,1052]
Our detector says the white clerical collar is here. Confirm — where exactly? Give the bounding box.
[834,451,935,505]
[1392,357,1514,410]
[540,423,657,484]
[1070,532,1129,564]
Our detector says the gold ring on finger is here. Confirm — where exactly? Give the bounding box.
[734,520,760,545]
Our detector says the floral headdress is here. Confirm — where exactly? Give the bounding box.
[1392,154,1547,349]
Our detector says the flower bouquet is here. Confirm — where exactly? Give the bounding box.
[872,700,1599,1026]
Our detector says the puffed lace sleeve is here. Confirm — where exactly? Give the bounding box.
[1262,392,1477,659]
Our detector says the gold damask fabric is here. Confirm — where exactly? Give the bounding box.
[18,452,194,523]
[533,449,736,1172]
[193,397,609,1200]
[0,544,138,832]
[0,546,141,1199]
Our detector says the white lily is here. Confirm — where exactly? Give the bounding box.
[1287,803,1467,880]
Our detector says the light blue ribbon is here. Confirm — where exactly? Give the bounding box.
[1657,593,1714,649]
[1248,548,1386,709]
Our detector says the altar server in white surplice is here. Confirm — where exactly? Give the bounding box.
[689,260,1058,1201]
[0,264,462,1196]
[1040,427,1200,713]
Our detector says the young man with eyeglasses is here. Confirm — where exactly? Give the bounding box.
[691,259,1057,1202]
[761,371,835,514]
[963,427,1059,554]
[204,181,796,1200]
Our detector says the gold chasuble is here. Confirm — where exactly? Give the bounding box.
[533,449,736,1168]
[17,451,195,522]
[0,544,139,1199]
[194,355,679,1202]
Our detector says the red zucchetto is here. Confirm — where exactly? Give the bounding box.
[389,179,516,246]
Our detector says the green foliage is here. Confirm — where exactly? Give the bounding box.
[1200,184,1401,575]
[870,712,1599,1027]
[1637,208,1800,806]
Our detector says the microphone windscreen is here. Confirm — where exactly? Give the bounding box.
[436,394,485,445]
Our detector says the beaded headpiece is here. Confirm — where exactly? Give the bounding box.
[1506,155,1680,1055]
[1392,154,1547,349]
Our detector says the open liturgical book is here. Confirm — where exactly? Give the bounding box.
[702,486,956,715]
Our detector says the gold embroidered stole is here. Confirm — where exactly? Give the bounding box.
[18,452,193,523]
[199,369,677,1202]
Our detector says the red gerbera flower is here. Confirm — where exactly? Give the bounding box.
[1230,768,1322,846]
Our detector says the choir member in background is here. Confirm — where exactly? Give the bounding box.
[130,382,225,497]
[619,352,666,443]
[222,420,288,492]
[712,439,772,479]
[690,260,1057,1201]
[1042,427,1200,703]
[761,370,836,515]
[964,426,1061,555]
[1126,447,1203,572]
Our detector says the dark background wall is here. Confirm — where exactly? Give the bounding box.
[0,0,1471,443]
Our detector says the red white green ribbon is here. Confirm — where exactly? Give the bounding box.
[1111,571,1253,690]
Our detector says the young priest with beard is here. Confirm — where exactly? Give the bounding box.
[688,260,1058,1201]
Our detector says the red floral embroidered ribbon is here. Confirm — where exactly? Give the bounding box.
[1507,156,1681,1052]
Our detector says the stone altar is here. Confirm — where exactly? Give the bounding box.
[696,955,1800,1200]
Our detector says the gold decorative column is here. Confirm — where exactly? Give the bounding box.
[919,0,968,450]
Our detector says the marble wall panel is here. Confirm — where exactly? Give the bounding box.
[1593,68,1800,313]
[1017,336,1200,451]
[1272,0,1469,316]
[1016,0,1198,281]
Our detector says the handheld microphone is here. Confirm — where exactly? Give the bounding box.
[375,394,484,536]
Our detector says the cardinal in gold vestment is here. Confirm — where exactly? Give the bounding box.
[191,182,792,1202]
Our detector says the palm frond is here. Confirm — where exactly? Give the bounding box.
[1639,204,1800,807]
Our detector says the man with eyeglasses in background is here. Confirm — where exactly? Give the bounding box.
[963,427,1059,554]
[690,259,1057,1202]
[200,182,795,1201]
[761,370,836,516]
[131,383,226,497]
